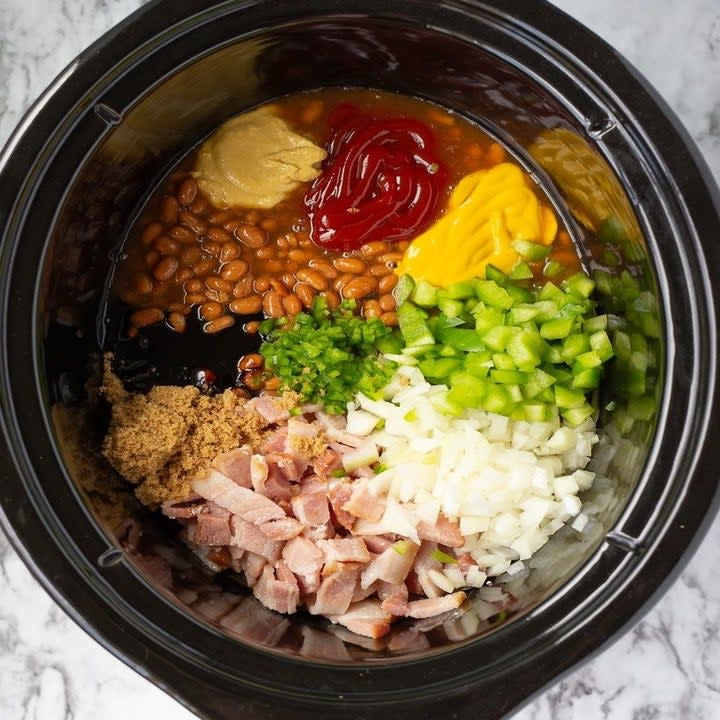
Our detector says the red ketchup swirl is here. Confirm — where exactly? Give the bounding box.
[304,104,447,252]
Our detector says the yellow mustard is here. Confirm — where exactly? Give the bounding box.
[396,162,558,287]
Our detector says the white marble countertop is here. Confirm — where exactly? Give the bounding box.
[1,1,719,718]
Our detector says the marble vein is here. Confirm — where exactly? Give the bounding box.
[0,1,719,719]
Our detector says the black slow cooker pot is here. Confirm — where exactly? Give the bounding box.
[1,1,719,718]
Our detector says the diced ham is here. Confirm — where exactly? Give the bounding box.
[252,455,293,502]
[327,484,355,531]
[413,541,444,599]
[259,427,288,454]
[378,582,409,616]
[161,495,205,519]
[259,517,304,541]
[303,523,333,543]
[300,474,327,495]
[342,481,385,522]
[328,599,393,639]
[192,469,285,524]
[406,591,467,619]
[352,581,377,603]
[212,447,253,488]
[231,517,283,563]
[250,395,290,425]
[360,542,419,589]
[253,564,300,614]
[291,491,330,527]
[308,563,360,616]
[312,448,342,477]
[362,535,393,554]
[317,537,371,564]
[189,508,232,546]
[417,514,464,548]
[282,536,324,588]
[240,552,266,587]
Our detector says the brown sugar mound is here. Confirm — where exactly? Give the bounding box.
[101,356,263,506]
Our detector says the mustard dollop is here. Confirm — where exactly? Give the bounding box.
[396,162,557,286]
[192,107,327,209]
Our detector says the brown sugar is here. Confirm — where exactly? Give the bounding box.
[101,355,263,506]
[288,432,327,459]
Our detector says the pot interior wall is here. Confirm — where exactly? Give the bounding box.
[41,16,661,661]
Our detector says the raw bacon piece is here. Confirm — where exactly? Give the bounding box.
[259,517,304,541]
[291,491,330,527]
[406,591,466,619]
[212,446,253,488]
[416,514,464,548]
[254,564,300,614]
[308,563,360,616]
[230,517,283,563]
[317,537,371,564]
[250,396,290,425]
[328,600,393,639]
[360,542,419,589]
[327,483,355,531]
[342,481,385,522]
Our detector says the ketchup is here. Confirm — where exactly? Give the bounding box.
[304,104,447,252]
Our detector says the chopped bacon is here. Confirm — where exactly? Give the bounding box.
[308,563,360,616]
[253,564,300,614]
[259,517,304,541]
[192,469,285,524]
[362,535,393,554]
[249,396,290,426]
[282,536,324,582]
[327,483,355,531]
[406,591,466,619]
[329,600,393,639]
[360,542,419,589]
[378,581,409,616]
[291,491,330,527]
[416,514,464,548]
[317,537,371,564]
[240,552,266,587]
[456,553,475,572]
[312,448,342,478]
[265,452,308,483]
[342,481,385,522]
[189,508,232,546]
[413,541,444,599]
[259,427,288,454]
[161,495,205,518]
[230,517,283,563]
[287,416,321,439]
[212,446,253,488]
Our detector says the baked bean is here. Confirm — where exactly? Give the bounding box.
[369,262,390,277]
[153,256,180,282]
[235,223,268,249]
[378,273,398,294]
[145,250,159,268]
[378,252,404,267]
[241,369,264,390]
[288,249,312,263]
[220,259,249,282]
[189,196,210,214]
[203,241,221,256]
[132,273,154,295]
[185,292,207,305]
[180,246,203,266]
[295,231,311,247]
[154,236,180,255]
[264,259,285,274]
[255,245,276,260]
[333,256,366,273]
[295,282,315,308]
[238,353,264,371]
[233,276,254,298]
[254,276,271,293]
[141,222,164,245]
[281,272,296,290]
[167,302,190,314]
[176,267,194,283]
[260,217,279,233]
[301,99,324,125]
[283,294,303,315]
[263,376,282,391]
[229,296,263,314]
[320,289,340,309]
[219,242,242,263]
[194,258,216,275]
[276,235,290,250]
[360,240,389,257]
[362,299,382,319]
[207,226,233,245]
[381,311,398,326]
[169,225,196,244]
[159,195,179,224]
[178,210,207,235]
[333,272,355,293]
[206,290,231,304]
[244,209,261,224]
[222,218,242,234]
[296,268,329,291]
[487,142,506,165]
[309,258,338,279]
[167,311,187,333]
[343,276,378,299]
[243,320,260,334]
[378,293,396,312]
[204,315,235,334]
[184,278,205,294]
[205,277,233,294]
[269,277,289,296]
[395,240,410,252]
[130,307,164,328]
[199,301,224,321]
[176,177,198,205]
[263,291,284,318]
[208,209,237,225]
